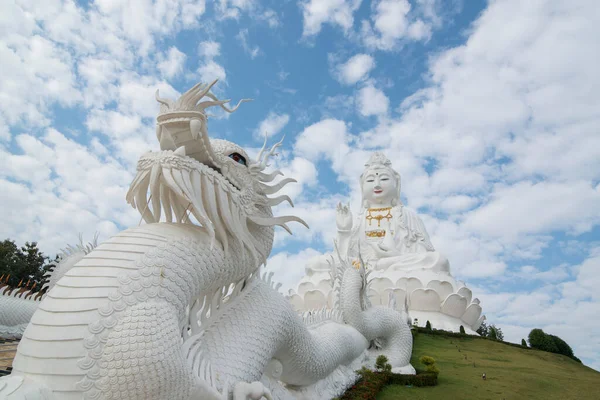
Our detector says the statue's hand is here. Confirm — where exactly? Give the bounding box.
[336,202,353,231]
[369,241,402,259]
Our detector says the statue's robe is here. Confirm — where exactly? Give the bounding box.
[340,205,449,273]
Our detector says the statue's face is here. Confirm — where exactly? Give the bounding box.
[362,167,398,206]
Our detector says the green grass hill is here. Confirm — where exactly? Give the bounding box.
[378,332,600,400]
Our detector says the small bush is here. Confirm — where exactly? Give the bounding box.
[420,355,440,376]
[460,325,466,334]
[425,320,432,331]
[521,338,527,347]
[375,355,389,371]
[339,368,389,400]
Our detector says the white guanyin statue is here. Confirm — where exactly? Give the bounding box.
[290,152,485,334]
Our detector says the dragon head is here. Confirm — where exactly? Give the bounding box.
[126,80,307,265]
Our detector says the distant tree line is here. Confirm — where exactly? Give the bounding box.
[0,239,57,292]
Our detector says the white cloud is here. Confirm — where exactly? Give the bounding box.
[255,112,290,139]
[265,248,323,293]
[294,119,349,162]
[0,34,81,130]
[236,29,261,59]
[336,54,376,85]
[278,157,319,200]
[198,41,221,58]
[198,60,227,83]
[197,41,227,82]
[356,85,389,116]
[216,0,255,20]
[361,0,432,50]
[300,0,362,37]
[157,46,187,79]
[0,129,136,255]
[259,9,280,28]
[463,181,600,240]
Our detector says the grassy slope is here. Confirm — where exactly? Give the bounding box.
[378,333,600,400]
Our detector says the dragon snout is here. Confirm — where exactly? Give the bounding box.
[156,115,220,170]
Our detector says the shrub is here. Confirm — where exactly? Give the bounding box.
[521,338,527,347]
[459,325,466,334]
[375,355,388,371]
[340,367,389,400]
[420,355,440,376]
[425,320,432,331]
[375,355,392,373]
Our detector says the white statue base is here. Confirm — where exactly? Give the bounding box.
[290,253,484,334]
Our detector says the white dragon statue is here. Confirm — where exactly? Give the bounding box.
[0,237,99,340]
[0,80,413,400]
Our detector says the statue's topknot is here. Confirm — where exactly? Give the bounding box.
[364,152,392,169]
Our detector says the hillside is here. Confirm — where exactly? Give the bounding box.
[378,333,600,400]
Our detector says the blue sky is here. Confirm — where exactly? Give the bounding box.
[1,0,600,370]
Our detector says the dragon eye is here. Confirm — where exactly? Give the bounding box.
[228,152,247,166]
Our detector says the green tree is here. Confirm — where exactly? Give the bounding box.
[528,329,559,353]
[476,321,489,337]
[0,239,55,291]
[459,325,466,334]
[521,338,527,347]
[549,335,574,359]
[488,324,504,341]
[529,329,579,361]
[425,320,432,331]
[375,355,392,373]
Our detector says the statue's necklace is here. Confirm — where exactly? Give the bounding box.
[366,207,393,228]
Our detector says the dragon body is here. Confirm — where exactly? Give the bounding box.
[0,81,413,400]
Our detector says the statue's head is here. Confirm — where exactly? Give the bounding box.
[360,152,401,208]
[126,80,307,265]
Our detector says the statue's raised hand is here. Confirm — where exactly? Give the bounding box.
[336,202,353,232]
